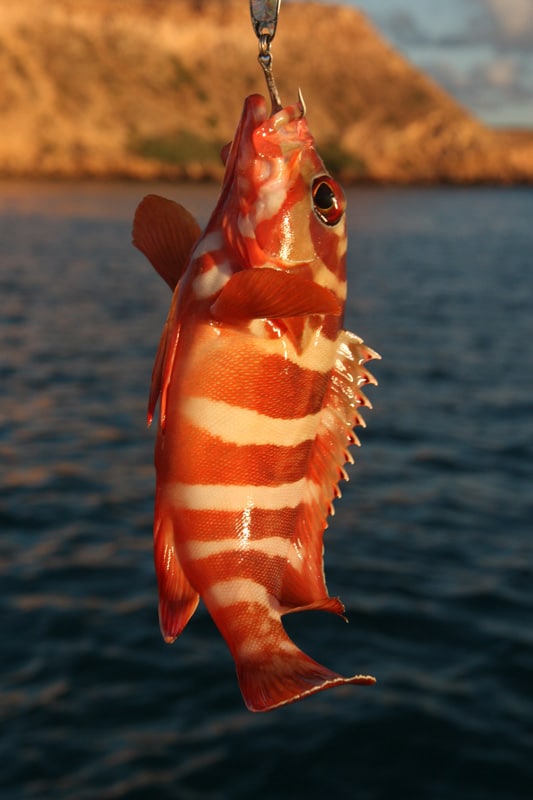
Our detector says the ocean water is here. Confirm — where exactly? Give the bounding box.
[1,181,532,800]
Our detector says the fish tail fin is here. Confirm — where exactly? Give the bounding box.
[235,628,375,713]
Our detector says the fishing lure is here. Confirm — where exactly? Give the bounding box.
[133,0,379,711]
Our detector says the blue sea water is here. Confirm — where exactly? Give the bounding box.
[1,181,532,799]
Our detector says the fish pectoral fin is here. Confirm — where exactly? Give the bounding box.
[210,268,341,321]
[236,621,375,712]
[132,194,201,291]
[154,514,199,643]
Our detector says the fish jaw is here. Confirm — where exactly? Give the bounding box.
[211,94,347,281]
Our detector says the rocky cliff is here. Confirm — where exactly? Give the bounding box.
[1,0,532,182]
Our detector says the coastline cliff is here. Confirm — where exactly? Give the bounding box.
[1,0,532,183]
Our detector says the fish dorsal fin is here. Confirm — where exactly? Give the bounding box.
[133,194,201,290]
[279,330,380,615]
[210,267,341,321]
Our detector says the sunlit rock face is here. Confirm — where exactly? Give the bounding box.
[1,0,532,183]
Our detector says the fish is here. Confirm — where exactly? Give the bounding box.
[132,92,379,712]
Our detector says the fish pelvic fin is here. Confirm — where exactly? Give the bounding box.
[148,289,181,428]
[133,194,201,291]
[154,514,199,643]
[236,626,375,712]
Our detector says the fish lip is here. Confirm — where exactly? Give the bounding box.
[211,95,269,217]
[223,94,305,178]
[232,94,270,154]
[267,97,306,129]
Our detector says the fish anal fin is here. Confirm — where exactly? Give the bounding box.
[133,194,201,291]
[279,507,332,613]
[236,620,375,712]
[210,268,341,322]
[280,568,346,617]
[281,595,347,619]
[154,514,199,643]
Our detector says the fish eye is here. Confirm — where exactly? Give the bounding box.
[312,177,345,226]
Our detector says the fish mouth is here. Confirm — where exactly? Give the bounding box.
[216,93,319,266]
[217,93,306,218]
[267,89,307,129]
[221,94,306,168]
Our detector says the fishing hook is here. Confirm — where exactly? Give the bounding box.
[249,0,282,113]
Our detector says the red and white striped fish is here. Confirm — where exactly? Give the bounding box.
[133,93,379,712]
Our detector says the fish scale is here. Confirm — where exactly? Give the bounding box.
[133,93,379,711]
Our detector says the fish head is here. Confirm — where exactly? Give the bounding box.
[217,94,346,279]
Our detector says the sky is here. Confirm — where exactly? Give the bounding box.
[314,0,533,128]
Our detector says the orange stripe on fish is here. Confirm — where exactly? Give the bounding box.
[133,93,380,712]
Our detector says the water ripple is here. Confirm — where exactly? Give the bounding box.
[1,184,532,800]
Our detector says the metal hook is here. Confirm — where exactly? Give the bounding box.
[249,0,282,113]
